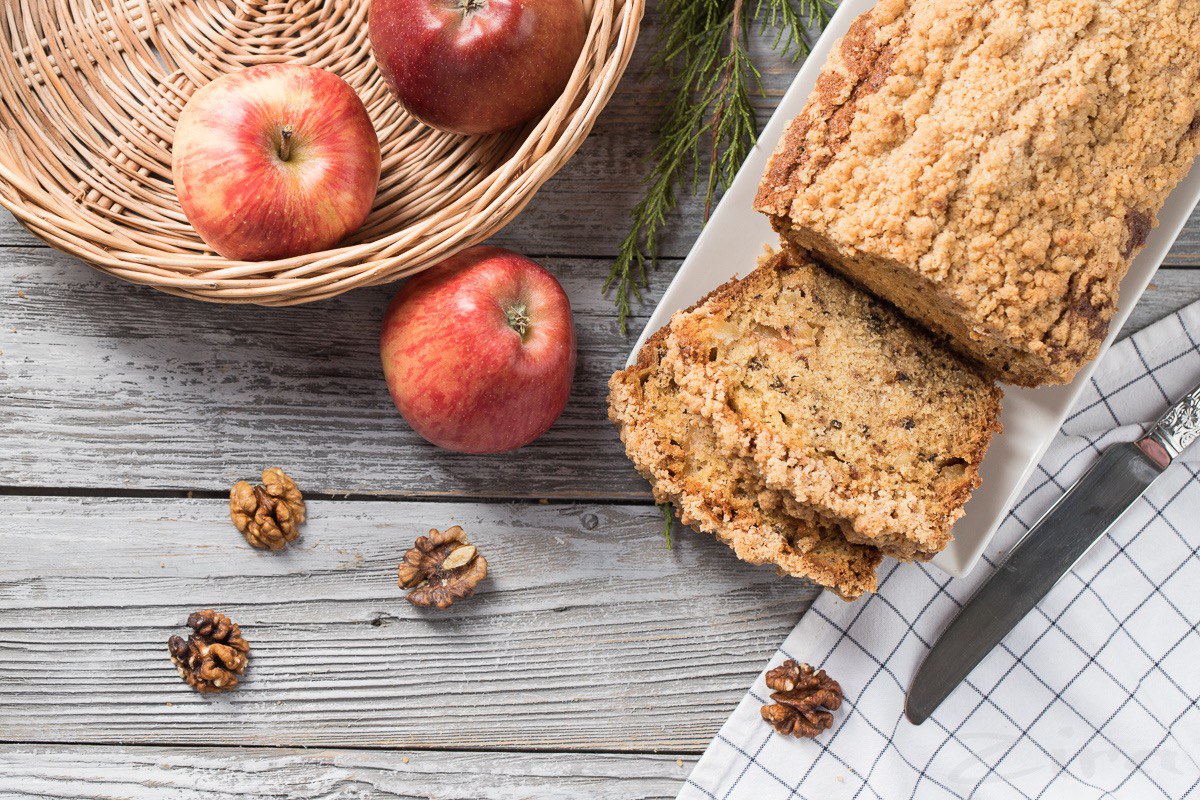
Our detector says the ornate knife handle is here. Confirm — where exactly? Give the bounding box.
[1142,380,1200,465]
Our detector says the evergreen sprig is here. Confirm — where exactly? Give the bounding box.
[659,500,675,549]
[604,0,832,332]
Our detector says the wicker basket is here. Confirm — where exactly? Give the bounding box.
[0,0,642,304]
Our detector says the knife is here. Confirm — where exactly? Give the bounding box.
[905,377,1200,725]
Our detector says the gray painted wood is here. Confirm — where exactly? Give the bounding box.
[2,247,1199,496]
[0,248,656,498]
[0,745,696,800]
[0,495,820,750]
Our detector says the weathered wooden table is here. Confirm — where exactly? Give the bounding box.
[2,23,1199,798]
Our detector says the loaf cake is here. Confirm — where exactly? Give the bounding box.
[756,0,1200,386]
[609,328,883,600]
[661,248,1001,560]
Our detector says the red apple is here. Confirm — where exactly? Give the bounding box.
[173,64,381,261]
[368,0,587,135]
[380,246,576,453]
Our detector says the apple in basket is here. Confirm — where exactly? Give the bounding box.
[368,0,587,135]
[380,246,577,454]
[172,64,381,261]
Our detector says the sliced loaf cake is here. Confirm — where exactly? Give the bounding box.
[609,328,883,600]
[755,0,1200,386]
[661,248,1001,560]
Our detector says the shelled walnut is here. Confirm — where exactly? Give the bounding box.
[398,526,488,609]
[167,610,250,694]
[760,660,843,738]
[230,467,306,550]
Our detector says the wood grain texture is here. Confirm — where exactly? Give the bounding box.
[0,745,695,800]
[0,248,656,498]
[0,495,821,750]
[3,249,1200,497]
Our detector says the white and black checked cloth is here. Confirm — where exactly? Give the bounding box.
[678,301,1200,799]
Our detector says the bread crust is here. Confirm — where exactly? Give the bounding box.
[757,0,1200,386]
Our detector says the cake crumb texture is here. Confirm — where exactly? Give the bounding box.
[756,0,1200,386]
[662,248,1002,560]
[609,329,883,600]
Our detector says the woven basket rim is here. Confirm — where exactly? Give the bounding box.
[0,0,644,304]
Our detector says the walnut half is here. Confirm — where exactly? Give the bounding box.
[398,526,488,609]
[230,467,306,550]
[760,660,843,738]
[167,610,250,694]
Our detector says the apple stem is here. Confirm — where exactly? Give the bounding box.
[278,125,294,162]
[506,304,530,339]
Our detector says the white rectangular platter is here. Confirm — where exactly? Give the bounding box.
[628,0,1200,578]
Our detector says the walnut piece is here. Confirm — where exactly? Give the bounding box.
[398,526,488,609]
[167,610,250,694]
[760,660,843,738]
[231,467,306,550]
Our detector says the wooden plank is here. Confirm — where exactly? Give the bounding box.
[3,250,1200,496]
[0,249,658,498]
[0,744,695,800]
[1137,271,1200,327]
[2,18,1198,264]
[0,495,821,750]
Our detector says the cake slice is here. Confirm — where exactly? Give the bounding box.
[755,0,1200,386]
[609,328,883,600]
[662,248,1001,560]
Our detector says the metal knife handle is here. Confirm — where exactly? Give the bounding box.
[1142,379,1200,464]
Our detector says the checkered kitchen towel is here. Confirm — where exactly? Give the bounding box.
[679,301,1200,800]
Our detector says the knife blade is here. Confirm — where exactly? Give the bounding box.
[905,377,1200,726]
